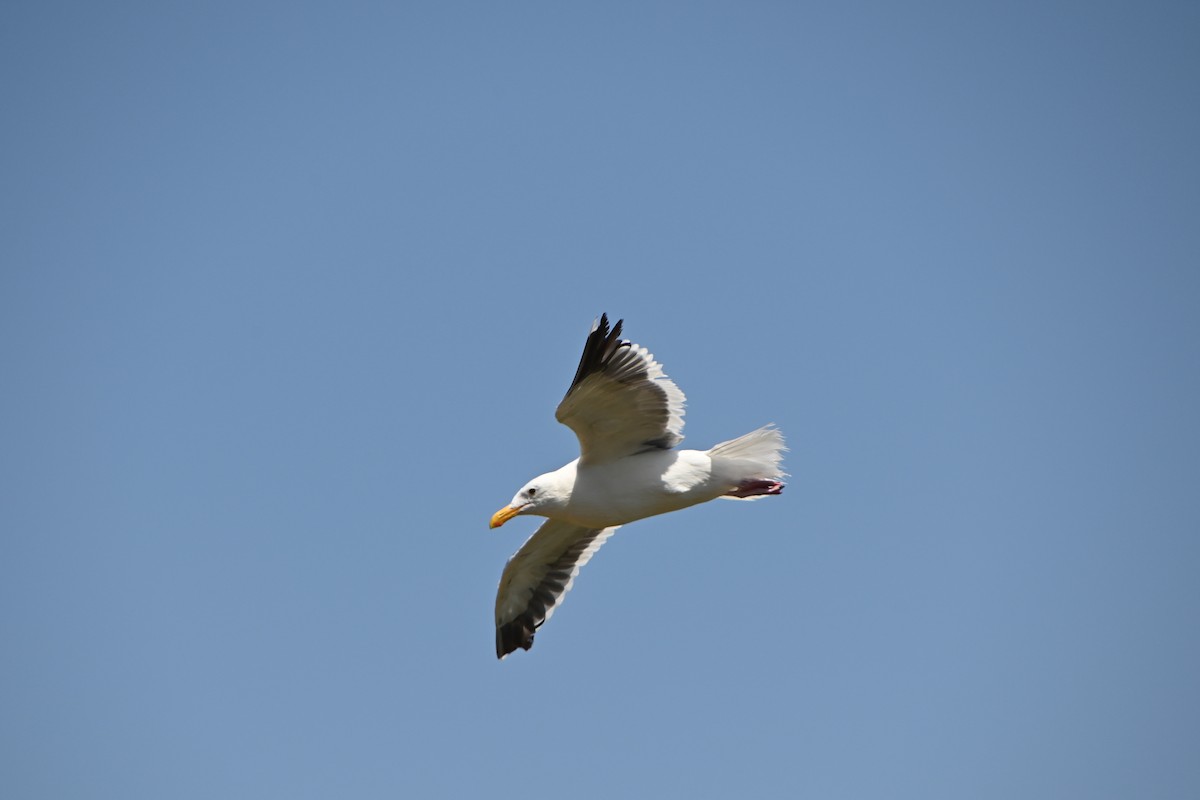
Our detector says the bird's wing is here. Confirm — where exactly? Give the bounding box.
[495,519,620,659]
[555,314,686,464]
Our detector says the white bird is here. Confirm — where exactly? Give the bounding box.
[490,314,786,658]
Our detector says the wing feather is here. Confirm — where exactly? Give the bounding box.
[555,314,686,463]
[494,520,619,659]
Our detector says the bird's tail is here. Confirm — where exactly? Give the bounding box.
[707,425,787,500]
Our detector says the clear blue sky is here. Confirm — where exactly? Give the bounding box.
[3,2,1198,798]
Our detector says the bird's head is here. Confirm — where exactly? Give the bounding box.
[490,472,568,529]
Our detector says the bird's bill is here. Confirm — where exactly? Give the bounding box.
[490,504,524,529]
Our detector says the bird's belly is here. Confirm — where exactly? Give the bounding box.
[560,494,688,529]
[562,451,720,528]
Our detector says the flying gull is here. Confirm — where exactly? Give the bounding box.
[490,314,786,658]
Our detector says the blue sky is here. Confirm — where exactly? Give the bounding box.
[3,2,1198,798]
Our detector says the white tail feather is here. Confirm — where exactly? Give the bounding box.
[707,425,788,482]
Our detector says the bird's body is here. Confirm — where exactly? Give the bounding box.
[490,315,786,658]
[519,444,778,529]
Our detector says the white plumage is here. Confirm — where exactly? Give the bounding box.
[490,314,786,658]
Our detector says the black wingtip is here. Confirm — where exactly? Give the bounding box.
[599,312,623,342]
[496,617,536,659]
[566,313,627,396]
[590,313,621,340]
[612,316,624,342]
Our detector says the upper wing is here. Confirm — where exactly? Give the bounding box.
[555,314,686,464]
[494,519,620,659]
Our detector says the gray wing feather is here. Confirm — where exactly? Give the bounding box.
[555,314,686,463]
[495,520,619,658]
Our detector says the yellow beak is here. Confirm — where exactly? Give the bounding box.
[490,504,524,529]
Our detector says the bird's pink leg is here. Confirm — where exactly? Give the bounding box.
[725,479,785,498]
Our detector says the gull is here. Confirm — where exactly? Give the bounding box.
[490,314,786,658]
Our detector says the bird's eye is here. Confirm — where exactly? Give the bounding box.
[527,488,537,496]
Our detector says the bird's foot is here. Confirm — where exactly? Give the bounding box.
[725,479,785,498]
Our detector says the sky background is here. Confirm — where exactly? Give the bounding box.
[3,2,1199,798]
